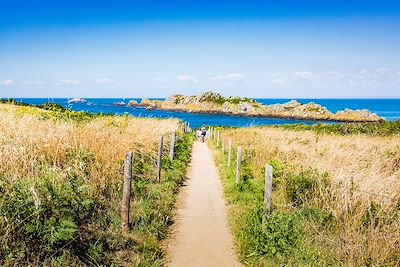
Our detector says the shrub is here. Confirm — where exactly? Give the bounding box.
[0,167,96,264]
[298,207,336,230]
[286,171,316,206]
[242,207,303,259]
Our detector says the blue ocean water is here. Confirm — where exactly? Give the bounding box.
[10,98,400,129]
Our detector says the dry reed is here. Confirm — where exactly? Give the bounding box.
[220,126,400,266]
[0,104,178,185]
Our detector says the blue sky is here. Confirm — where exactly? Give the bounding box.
[1,0,400,98]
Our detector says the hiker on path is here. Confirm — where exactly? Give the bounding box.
[196,129,202,140]
[200,126,207,142]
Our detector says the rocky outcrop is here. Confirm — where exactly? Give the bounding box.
[127,100,138,107]
[334,109,380,122]
[136,92,382,122]
[139,98,154,107]
[140,98,163,109]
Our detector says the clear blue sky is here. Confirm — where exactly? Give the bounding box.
[1,0,399,98]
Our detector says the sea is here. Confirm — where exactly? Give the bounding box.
[10,98,400,129]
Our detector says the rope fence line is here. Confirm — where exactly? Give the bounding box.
[351,188,398,201]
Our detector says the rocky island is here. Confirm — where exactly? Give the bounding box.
[130,92,382,122]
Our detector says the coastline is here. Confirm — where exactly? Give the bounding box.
[131,92,383,123]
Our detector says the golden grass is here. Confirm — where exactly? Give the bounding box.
[0,103,179,185]
[218,126,400,266]
[223,127,400,203]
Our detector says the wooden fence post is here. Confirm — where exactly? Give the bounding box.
[157,135,163,183]
[264,164,273,219]
[236,146,242,184]
[217,131,220,147]
[228,139,232,167]
[170,131,176,160]
[121,152,133,236]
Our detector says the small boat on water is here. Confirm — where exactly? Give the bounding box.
[67,97,87,104]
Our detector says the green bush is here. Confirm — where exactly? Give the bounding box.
[243,207,303,259]
[298,207,336,230]
[0,167,96,264]
[286,171,317,206]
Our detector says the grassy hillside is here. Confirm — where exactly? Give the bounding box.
[211,125,400,266]
[0,103,193,266]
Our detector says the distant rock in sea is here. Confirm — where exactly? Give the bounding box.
[127,100,138,107]
[67,97,87,104]
[137,91,382,122]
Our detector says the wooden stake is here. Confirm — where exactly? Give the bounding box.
[170,131,176,160]
[217,131,220,147]
[121,152,133,236]
[264,164,273,219]
[157,135,163,182]
[228,139,232,167]
[236,146,242,184]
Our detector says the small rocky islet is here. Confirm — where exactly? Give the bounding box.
[127,91,382,122]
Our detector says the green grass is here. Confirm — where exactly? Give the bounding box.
[0,99,114,122]
[206,120,400,137]
[278,120,400,136]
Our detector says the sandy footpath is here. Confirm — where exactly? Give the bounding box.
[166,141,241,267]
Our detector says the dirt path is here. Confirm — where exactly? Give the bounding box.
[166,141,241,267]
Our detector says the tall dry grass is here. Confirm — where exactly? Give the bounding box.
[224,127,400,203]
[218,126,400,266]
[0,104,178,185]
